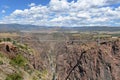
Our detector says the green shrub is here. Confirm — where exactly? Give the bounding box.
[6,73,23,80]
[6,38,12,42]
[10,54,27,67]
[0,39,2,42]
[0,60,3,65]
[12,40,17,45]
[2,38,12,42]
[32,76,39,80]
[0,53,3,57]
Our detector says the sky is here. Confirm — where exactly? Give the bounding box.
[0,0,120,27]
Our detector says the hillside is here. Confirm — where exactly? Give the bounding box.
[0,38,50,80]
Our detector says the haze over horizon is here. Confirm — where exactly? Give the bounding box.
[0,0,120,27]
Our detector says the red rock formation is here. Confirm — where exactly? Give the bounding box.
[56,40,120,80]
[0,42,16,52]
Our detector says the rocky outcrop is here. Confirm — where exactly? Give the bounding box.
[0,41,44,80]
[0,42,16,52]
[56,40,120,80]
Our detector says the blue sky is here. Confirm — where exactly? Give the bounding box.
[0,0,50,15]
[0,0,120,26]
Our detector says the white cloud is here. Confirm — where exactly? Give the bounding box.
[49,0,70,13]
[28,3,36,7]
[1,10,6,14]
[0,0,120,26]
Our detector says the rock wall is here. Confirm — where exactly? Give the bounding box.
[56,40,120,80]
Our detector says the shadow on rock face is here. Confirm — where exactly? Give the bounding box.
[6,45,10,52]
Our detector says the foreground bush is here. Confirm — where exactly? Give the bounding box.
[10,54,27,67]
[6,73,23,80]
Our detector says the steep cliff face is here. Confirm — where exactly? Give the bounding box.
[56,40,120,80]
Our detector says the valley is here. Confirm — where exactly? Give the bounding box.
[0,26,120,80]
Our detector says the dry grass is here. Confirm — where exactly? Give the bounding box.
[0,33,19,38]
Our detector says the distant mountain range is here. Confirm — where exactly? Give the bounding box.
[0,24,120,32]
[0,24,41,32]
